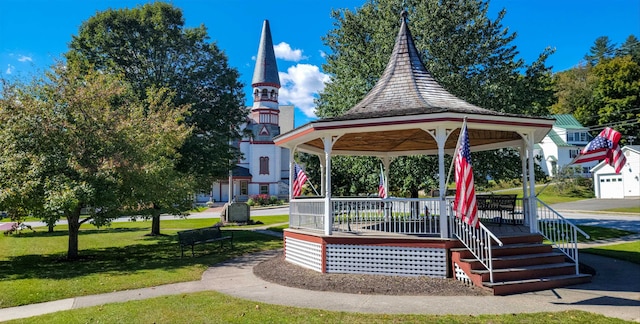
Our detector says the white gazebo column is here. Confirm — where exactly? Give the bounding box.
[380,156,391,195]
[433,127,451,238]
[519,145,528,226]
[322,136,336,235]
[519,132,538,233]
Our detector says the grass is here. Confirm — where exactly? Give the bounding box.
[582,241,640,265]
[601,206,640,214]
[0,217,284,308]
[486,187,585,205]
[577,225,637,243]
[1,212,637,323]
[5,292,631,324]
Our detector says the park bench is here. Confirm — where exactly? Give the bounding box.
[476,194,517,225]
[177,226,233,257]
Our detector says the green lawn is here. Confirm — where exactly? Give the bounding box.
[583,241,640,265]
[601,206,640,214]
[1,213,637,323]
[5,292,630,324]
[0,216,285,308]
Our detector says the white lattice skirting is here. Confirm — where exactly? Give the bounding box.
[454,262,472,285]
[326,244,447,277]
[285,237,323,272]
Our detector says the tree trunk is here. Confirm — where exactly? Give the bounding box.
[150,203,161,236]
[66,207,82,260]
[410,188,420,218]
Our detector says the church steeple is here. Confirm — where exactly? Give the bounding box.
[251,20,280,113]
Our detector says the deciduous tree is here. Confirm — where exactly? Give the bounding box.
[65,2,246,234]
[0,66,190,259]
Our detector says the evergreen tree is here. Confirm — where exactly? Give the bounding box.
[584,36,616,66]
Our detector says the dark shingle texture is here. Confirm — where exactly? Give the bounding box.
[338,12,503,121]
[252,20,280,87]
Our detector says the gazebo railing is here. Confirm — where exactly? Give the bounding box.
[289,198,325,231]
[333,198,441,235]
[289,197,442,235]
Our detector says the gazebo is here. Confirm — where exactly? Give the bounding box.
[274,11,590,294]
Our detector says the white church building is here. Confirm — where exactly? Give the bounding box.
[196,20,293,204]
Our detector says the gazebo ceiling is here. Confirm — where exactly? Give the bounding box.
[273,11,554,157]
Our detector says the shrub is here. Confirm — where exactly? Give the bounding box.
[269,195,279,205]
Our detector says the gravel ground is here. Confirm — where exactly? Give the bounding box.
[253,252,491,296]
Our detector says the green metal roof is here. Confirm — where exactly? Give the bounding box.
[547,129,572,147]
[552,114,585,129]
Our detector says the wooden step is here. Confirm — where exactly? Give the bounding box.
[483,273,592,295]
[452,243,552,259]
[460,252,567,270]
[495,234,544,245]
[471,262,577,282]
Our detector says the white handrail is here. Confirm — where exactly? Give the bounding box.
[450,214,503,283]
[535,198,590,274]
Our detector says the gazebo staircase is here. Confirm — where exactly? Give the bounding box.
[452,233,592,295]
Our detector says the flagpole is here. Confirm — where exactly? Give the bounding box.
[306,177,320,196]
[295,161,320,196]
[443,117,467,198]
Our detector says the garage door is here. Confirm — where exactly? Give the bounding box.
[598,174,624,199]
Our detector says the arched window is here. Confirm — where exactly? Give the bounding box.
[261,89,268,100]
[259,156,269,175]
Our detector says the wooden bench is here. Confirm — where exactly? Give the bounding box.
[177,226,233,257]
[476,194,517,225]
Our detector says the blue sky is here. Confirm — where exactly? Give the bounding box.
[1,1,638,127]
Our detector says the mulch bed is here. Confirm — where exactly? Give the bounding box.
[253,252,491,296]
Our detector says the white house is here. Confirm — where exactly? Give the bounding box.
[535,114,598,177]
[196,20,293,204]
[592,145,640,199]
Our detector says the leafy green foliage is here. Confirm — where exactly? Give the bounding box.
[0,65,190,259]
[552,34,640,142]
[65,2,247,187]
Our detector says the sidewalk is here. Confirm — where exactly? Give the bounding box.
[1,246,639,322]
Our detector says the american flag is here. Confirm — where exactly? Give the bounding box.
[572,127,626,173]
[378,168,387,198]
[454,123,479,228]
[292,163,308,197]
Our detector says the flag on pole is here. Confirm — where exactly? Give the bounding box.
[378,167,387,198]
[292,163,308,197]
[572,127,626,173]
[453,123,479,228]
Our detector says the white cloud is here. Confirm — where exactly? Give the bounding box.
[278,64,330,118]
[319,50,327,58]
[274,42,307,62]
[18,55,33,62]
[5,64,14,74]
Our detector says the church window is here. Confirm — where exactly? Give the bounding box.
[261,89,268,100]
[259,184,269,195]
[260,156,269,175]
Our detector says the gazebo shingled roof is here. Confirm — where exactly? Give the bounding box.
[334,11,503,121]
[274,11,554,157]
